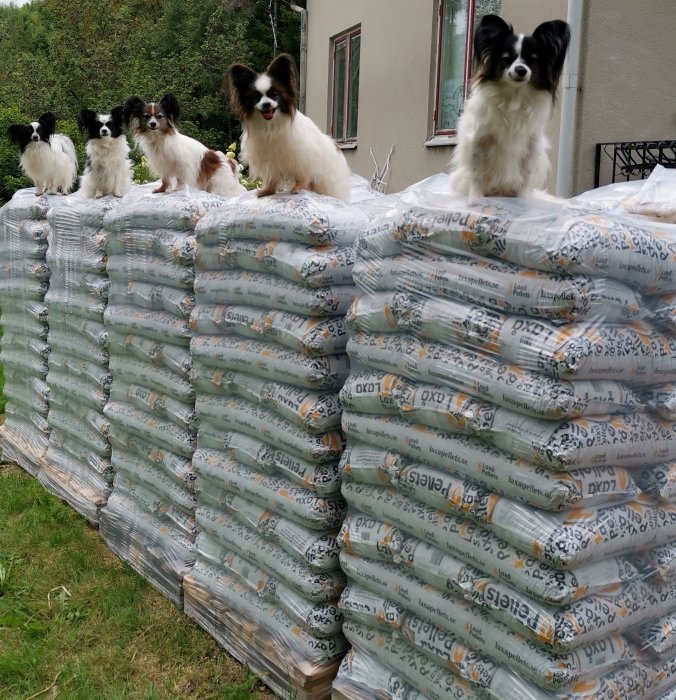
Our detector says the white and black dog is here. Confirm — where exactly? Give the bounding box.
[122,93,244,197]
[226,53,351,201]
[7,112,78,196]
[77,107,132,198]
[449,15,570,198]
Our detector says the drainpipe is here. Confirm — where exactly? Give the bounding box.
[555,0,583,197]
[290,4,308,114]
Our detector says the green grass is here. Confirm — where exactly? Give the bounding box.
[0,464,275,700]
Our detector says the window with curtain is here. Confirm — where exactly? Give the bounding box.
[434,0,501,135]
[331,27,361,143]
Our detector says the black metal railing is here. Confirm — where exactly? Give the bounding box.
[594,140,676,188]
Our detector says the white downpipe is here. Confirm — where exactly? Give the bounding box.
[556,0,583,197]
[290,4,308,114]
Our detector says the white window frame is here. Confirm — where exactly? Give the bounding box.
[432,0,476,138]
[330,26,361,145]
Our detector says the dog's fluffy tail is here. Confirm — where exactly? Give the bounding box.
[52,134,79,193]
[202,151,245,198]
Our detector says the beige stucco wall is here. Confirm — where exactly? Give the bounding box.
[305,0,568,193]
[306,0,444,193]
[573,0,676,194]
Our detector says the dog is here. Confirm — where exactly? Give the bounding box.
[225,53,351,201]
[77,107,132,198]
[449,15,570,198]
[7,112,78,196]
[122,93,244,197]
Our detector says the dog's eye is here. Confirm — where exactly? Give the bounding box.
[530,53,538,60]
[501,52,511,59]
[143,113,150,118]
[268,91,277,99]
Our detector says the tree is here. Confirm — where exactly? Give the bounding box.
[0,0,303,202]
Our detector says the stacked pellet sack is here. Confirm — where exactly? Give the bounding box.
[183,192,371,699]
[98,187,225,604]
[39,196,122,523]
[333,188,676,699]
[0,190,67,476]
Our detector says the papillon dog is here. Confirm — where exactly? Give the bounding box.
[7,112,78,196]
[225,53,351,201]
[122,93,244,197]
[77,107,132,198]
[449,15,570,198]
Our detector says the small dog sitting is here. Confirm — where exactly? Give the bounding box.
[449,15,570,198]
[225,53,351,201]
[122,93,244,197]
[77,107,132,198]
[7,112,78,196]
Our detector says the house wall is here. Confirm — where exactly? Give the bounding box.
[305,0,568,193]
[573,0,676,194]
[305,0,444,193]
[305,0,675,196]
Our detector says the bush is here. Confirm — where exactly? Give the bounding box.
[0,107,32,202]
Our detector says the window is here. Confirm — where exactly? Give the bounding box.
[434,0,474,135]
[433,0,502,137]
[331,27,360,144]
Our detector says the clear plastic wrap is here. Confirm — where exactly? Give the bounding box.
[98,187,224,604]
[185,187,376,698]
[0,189,68,476]
[334,178,676,699]
[38,196,121,522]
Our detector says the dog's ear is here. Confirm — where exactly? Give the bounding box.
[110,105,125,126]
[38,111,56,136]
[77,109,96,133]
[224,63,257,114]
[533,20,571,85]
[7,124,31,145]
[474,15,513,75]
[267,53,298,92]
[160,93,180,124]
[123,96,144,127]
[475,14,512,41]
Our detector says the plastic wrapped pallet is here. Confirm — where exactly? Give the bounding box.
[333,177,676,699]
[98,185,226,604]
[0,189,68,476]
[37,195,123,523]
[183,185,375,699]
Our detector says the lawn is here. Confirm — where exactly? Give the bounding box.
[0,463,275,700]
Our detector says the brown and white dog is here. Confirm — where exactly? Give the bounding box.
[225,54,350,201]
[122,93,244,197]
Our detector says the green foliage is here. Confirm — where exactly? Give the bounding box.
[130,152,153,185]
[0,107,31,202]
[0,0,305,201]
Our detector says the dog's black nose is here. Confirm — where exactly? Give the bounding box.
[514,65,528,77]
